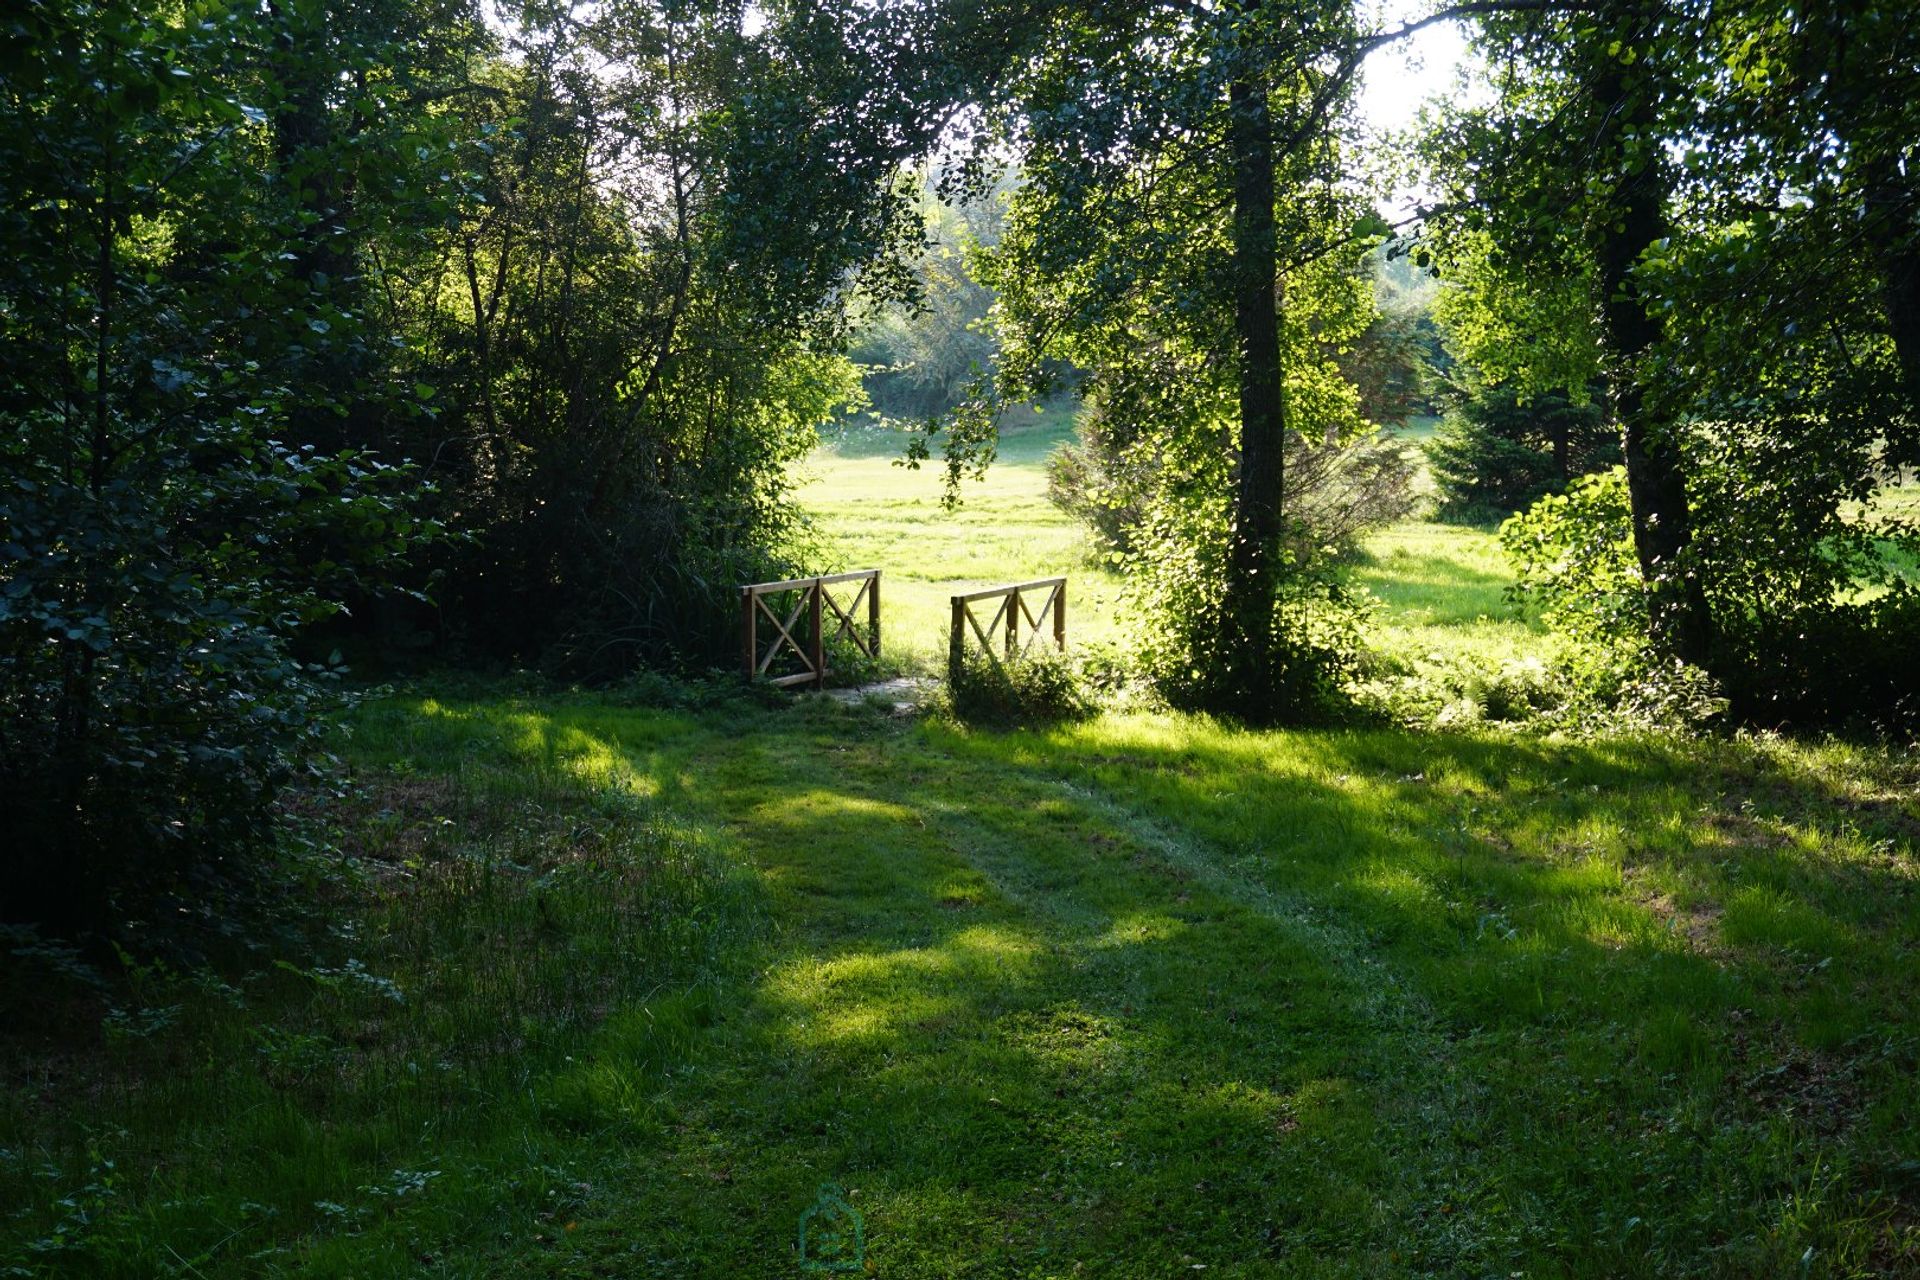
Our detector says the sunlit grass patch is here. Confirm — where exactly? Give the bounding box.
[1721,884,1853,954]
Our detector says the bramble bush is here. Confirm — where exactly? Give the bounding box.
[0,0,930,940]
[1503,466,1920,733]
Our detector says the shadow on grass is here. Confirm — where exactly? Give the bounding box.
[481,698,1918,1277]
[917,715,1920,1276]
[7,693,1913,1278]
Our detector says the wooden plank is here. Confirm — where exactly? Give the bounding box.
[1016,584,1051,636]
[744,569,878,595]
[744,575,822,595]
[809,578,824,689]
[740,587,756,678]
[950,576,1067,605]
[965,600,1006,670]
[984,594,1012,647]
[740,569,881,686]
[763,589,812,639]
[755,591,813,677]
[821,576,875,656]
[1012,582,1061,656]
[949,596,964,682]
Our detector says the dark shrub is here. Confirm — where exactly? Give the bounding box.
[1427,385,1617,520]
[947,649,1092,725]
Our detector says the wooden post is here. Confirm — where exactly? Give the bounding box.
[949,596,965,684]
[869,570,881,658]
[741,587,756,679]
[1054,580,1067,651]
[809,577,824,689]
[1006,587,1019,662]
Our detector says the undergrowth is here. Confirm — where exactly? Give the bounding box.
[945,648,1094,725]
[0,697,759,1278]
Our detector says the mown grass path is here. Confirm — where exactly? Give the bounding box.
[626,707,1463,1277]
[9,690,1912,1277]
[510,696,1919,1279]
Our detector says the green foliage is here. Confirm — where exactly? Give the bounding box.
[1123,499,1366,725]
[339,8,877,673]
[850,175,1006,421]
[945,648,1091,725]
[1338,292,1439,426]
[1418,0,1920,723]
[0,0,436,937]
[1426,231,1602,404]
[956,0,1381,720]
[1504,467,1920,732]
[0,0,921,936]
[1500,469,1720,728]
[1503,469,1647,653]
[1426,384,1617,520]
[1047,404,1416,561]
[1043,418,1143,558]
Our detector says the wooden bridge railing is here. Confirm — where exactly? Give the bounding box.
[949,577,1066,681]
[740,569,880,689]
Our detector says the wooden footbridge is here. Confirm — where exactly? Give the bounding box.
[739,569,1067,689]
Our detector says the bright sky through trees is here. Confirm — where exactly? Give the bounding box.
[1356,7,1477,217]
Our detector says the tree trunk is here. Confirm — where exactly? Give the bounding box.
[1865,162,1920,455]
[1225,59,1287,670]
[1886,242,1920,427]
[1591,43,1712,667]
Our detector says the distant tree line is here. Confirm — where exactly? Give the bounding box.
[851,175,1007,423]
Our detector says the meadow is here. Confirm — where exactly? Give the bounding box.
[798,403,1133,670]
[798,406,1529,686]
[3,417,1917,1278]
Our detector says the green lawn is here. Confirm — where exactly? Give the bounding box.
[5,417,1919,1278]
